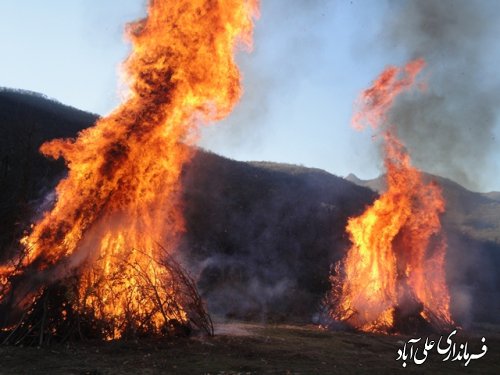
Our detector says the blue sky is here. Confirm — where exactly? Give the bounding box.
[1,1,498,191]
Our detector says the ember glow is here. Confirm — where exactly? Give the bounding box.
[0,0,259,339]
[330,59,453,333]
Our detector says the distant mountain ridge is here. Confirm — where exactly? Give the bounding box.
[0,87,98,124]
[0,88,99,252]
[346,173,500,245]
[1,89,499,325]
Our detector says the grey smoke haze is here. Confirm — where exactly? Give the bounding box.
[384,0,500,191]
[373,0,500,328]
[180,152,375,322]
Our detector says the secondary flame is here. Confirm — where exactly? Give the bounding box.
[330,59,453,333]
[0,0,259,338]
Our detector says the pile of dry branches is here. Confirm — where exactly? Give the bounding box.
[0,244,213,346]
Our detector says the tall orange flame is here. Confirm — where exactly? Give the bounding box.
[0,0,259,338]
[331,59,453,332]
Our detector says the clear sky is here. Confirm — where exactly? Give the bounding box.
[1,0,499,191]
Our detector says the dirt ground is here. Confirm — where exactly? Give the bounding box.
[0,322,498,374]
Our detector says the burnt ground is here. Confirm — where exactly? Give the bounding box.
[0,322,498,374]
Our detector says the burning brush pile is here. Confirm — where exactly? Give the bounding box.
[0,0,259,344]
[326,60,454,334]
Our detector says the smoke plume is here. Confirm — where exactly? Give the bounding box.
[384,0,500,191]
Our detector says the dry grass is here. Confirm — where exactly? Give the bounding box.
[0,322,498,374]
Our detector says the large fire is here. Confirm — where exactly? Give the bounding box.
[0,0,259,340]
[329,60,453,333]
